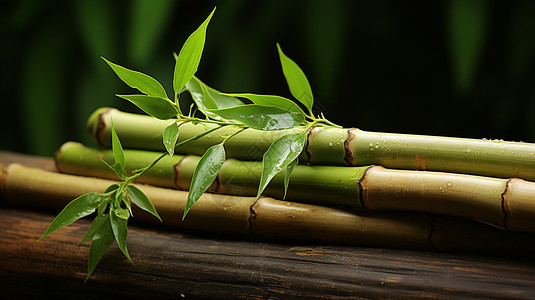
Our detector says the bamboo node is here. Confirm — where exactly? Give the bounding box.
[344,128,358,166]
[357,165,378,210]
[173,156,190,190]
[501,178,513,230]
[305,127,320,164]
[248,199,261,235]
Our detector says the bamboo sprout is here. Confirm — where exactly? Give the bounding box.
[2,163,534,255]
[87,107,535,181]
[56,142,535,232]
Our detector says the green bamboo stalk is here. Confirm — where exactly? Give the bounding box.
[87,107,535,181]
[56,142,535,232]
[2,163,535,255]
[56,142,362,208]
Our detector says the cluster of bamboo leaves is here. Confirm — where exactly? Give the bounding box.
[38,8,339,280]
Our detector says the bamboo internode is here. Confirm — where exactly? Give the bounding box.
[87,107,535,181]
[2,163,535,255]
[56,142,535,232]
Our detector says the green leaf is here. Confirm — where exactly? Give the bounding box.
[184,143,225,219]
[173,8,216,95]
[105,184,120,193]
[283,158,299,200]
[122,196,133,217]
[185,76,243,119]
[114,206,130,220]
[110,210,131,262]
[102,57,168,99]
[102,159,127,181]
[111,120,125,167]
[224,93,305,115]
[126,185,162,222]
[39,192,104,240]
[86,215,114,281]
[256,131,307,200]
[276,43,314,113]
[163,122,180,157]
[208,105,305,131]
[79,214,109,245]
[117,94,178,120]
[102,122,127,180]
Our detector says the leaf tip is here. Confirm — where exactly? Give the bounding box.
[181,210,189,221]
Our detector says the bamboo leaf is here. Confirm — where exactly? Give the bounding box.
[184,143,226,219]
[117,94,178,120]
[126,185,162,222]
[114,206,130,220]
[173,8,216,95]
[276,43,314,113]
[86,216,114,281]
[79,214,109,245]
[39,192,104,240]
[163,122,180,157]
[102,122,127,180]
[283,157,299,200]
[208,105,305,131]
[224,93,305,115]
[102,159,127,181]
[122,196,133,216]
[185,76,243,119]
[111,120,125,168]
[102,57,168,99]
[110,210,131,262]
[256,131,307,200]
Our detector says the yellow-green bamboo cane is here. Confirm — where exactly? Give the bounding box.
[2,163,534,256]
[56,142,535,232]
[87,107,535,181]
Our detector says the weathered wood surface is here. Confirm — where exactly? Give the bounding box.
[1,208,535,299]
[1,151,535,299]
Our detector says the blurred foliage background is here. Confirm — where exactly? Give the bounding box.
[2,0,535,157]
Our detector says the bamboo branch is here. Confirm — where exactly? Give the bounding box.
[87,107,535,181]
[2,163,535,256]
[56,142,535,232]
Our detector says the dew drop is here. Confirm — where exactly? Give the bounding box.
[466,149,471,153]
[328,142,333,147]
[369,143,373,147]
[447,182,452,187]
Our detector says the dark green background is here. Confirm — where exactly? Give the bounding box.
[2,0,535,156]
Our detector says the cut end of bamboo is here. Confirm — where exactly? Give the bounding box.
[0,163,10,204]
[86,107,114,146]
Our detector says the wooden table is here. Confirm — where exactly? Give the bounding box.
[1,151,534,299]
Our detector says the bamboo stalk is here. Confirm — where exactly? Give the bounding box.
[87,107,535,181]
[56,142,535,232]
[2,163,535,255]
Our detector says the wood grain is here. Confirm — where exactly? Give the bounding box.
[1,208,535,299]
